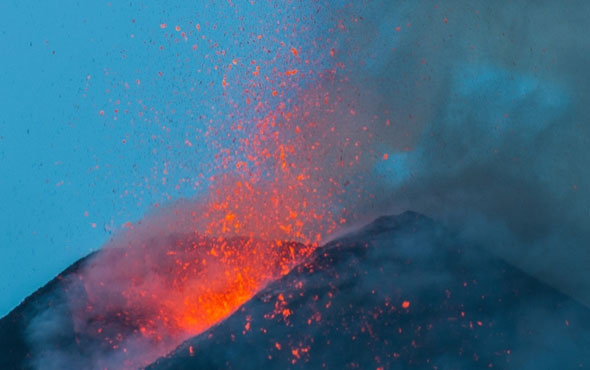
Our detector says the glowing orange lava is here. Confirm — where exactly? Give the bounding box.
[71,30,383,367]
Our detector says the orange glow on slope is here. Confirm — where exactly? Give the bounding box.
[79,235,312,336]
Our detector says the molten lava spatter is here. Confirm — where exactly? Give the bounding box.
[70,234,312,368]
[68,70,383,367]
[51,4,393,368]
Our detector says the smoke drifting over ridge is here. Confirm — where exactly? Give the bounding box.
[330,0,590,304]
[16,0,590,369]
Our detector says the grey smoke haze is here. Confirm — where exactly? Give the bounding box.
[323,0,590,305]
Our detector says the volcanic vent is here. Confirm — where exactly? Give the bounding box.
[0,233,312,370]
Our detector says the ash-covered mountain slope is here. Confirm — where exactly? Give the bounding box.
[0,234,309,370]
[148,211,590,370]
[0,253,97,370]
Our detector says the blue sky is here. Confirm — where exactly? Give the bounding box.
[0,0,336,316]
[0,0,181,316]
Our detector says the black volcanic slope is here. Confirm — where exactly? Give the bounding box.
[2,212,590,370]
[0,253,97,370]
[148,212,590,370]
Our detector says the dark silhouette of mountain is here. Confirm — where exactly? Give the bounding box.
[0,233,310,370]
[0,253,97,370]
[2,212,590,369]
[148,212,590,369]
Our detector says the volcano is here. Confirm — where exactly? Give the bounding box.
[2,212,589,369]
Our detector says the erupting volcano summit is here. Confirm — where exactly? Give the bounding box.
[3,0,590,369]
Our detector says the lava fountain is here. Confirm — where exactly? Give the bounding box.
[27,5,392,368]
[45,74,378,369]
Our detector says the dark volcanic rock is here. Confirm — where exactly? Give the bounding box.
[0,253,97,370]
[148,212,590,370]
[3,212,590,370]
